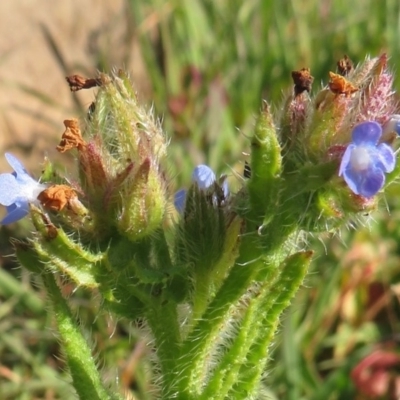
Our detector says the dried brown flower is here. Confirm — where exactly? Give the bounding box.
[65,75,102,92]
[291,68,314,96]
[337,55,354,76]
[38,185,78,212]
[328,72,358,96]
[57,119,86,153]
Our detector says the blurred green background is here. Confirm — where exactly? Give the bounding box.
[1,0,400,399]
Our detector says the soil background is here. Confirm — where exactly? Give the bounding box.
[0,0,149,172]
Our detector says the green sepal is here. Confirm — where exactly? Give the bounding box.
[279,91,312,171]
[107,232,179,285]
[14,240,43,274]
[300,187,345,232]
[39,156,66,184]
[247,103,282,224]
[209,216,243,292]
[278,93,294,152]
[117,159,166,241]
[285,160,338,194]
[100,266,148,320]
[131,237,172,284]
[175,184,227,273]
[30,206,101,288]
[189,215,243,325]
[305,95,342,162]
[106,232,185,311]
[102,297,145,321]
[115,69,138,101]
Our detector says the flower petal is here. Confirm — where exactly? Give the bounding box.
[5,153,28,176]
[376,143,395,173]
[343,165,385,198]
[358,168,385,197]
[0,173,24,206]
[174,189,186,213]
[1,200,30,224]
[338,144,355,177]
[352,121,382,145]
[4,153,38,187]
[192,165,216,189]
[221,179,229,198]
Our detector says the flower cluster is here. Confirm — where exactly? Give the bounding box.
[0,119,397,225]
[0,60,396,239]
[1,57,400,400]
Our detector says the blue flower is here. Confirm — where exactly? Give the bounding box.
[174,188,187,213]
[0,153,47,224]
[383,114,400,137]
[339,121,395,198]
[174,165,229,212]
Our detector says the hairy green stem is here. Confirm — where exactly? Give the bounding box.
[191,272,212,328]
[198,261,281,400]
[230,251,312,398]
[145,298,181,398]
[174,233,265,398]
[42,272,121,400]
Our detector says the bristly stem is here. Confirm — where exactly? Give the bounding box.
[145,296,181,398]
[172,233,265,398]
[42,272,122,400]
[198,261,281,400]
[229,251,312,398]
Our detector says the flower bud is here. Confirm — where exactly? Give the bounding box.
[280,68,313,162]
[59,71,168,240]
[117,158,166,241]
[175,165,232,273]
[247,103,282,223]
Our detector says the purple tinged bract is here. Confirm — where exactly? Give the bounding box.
[0,153,47,224]
[339,121,395,198]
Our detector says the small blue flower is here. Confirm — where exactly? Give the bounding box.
[339,121,395,198]
[0,153,47,224]
[174,165,229,212]
[192,164,217,190]
[383,114,400,137]
[174,189,187,213]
